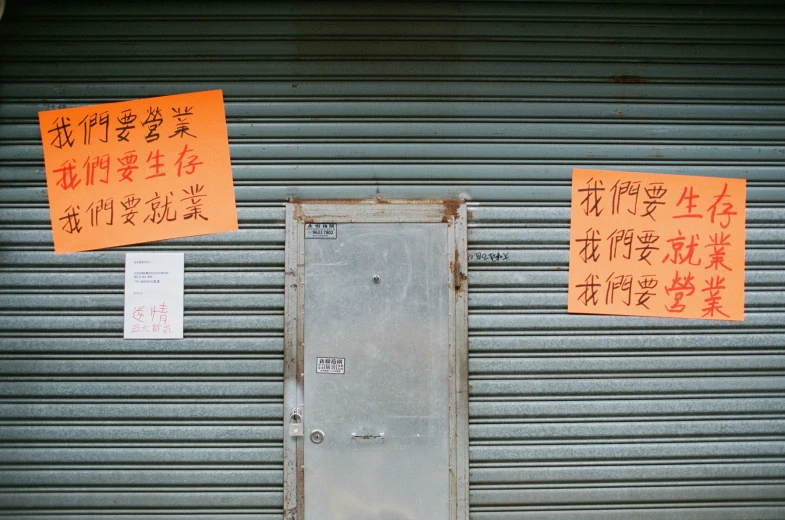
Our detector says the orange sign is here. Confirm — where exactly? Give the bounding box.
[38,90,238,253]
[569,169,746,321]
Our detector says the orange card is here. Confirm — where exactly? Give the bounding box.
[568,169,746,321]
[38,90,238,253]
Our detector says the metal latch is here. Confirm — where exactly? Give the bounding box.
[351,432,384,440]
[288,407,304,437]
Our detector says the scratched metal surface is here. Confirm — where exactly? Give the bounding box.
[303,223,451,519]
[1,0,785,518]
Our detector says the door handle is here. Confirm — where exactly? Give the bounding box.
[351,432,384,440]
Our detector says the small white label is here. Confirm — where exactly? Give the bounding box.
[305,223,337,239]
[317,357,345,374]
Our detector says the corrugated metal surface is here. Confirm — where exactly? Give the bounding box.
[1,1,784,518]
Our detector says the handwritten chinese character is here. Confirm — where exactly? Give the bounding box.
[605,273,633,306]
[662,230,701,266]
[575,273,601,306]
[575,228,601,263]
[83,154,110,185]
[116,109,137,142]
[174,144,203,176]
[169,106,196,138]
[635,275,658,309]
[144,191,177,224]
[48,116,74,149]
[578,178,604,217]
[145,149,166,179]
[121,193,141,225]
[118,150,139,182]
[79,111,109,145]
[54,159,81,190]
[701,275,729,318]
[182,184,208,221]
[59,205,82,234]
[663,270,696,314]
[607,228,634,261]
[86,198,114,227]
[705,232,732,271]
[674,186,702,219]
[635,230,660,265]
[641,182,667,221]
[150,302,168,323]
[706,183,737,229]
[142,106,163,143]
[151,302,169,333]
[609,180,640,215]
[132,305,145,322]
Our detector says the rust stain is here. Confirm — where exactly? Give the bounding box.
[441,199,461,223]
[453,250,467,292]
[291,197,461,205]
[609,75,650,84]
[292,206,340,224]
[291,198,464,222]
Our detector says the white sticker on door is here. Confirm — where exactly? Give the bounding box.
[316,357,345,374]
[305,223,337,239]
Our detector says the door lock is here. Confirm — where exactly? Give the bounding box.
[288,408,304,437]
[310,429,325,444]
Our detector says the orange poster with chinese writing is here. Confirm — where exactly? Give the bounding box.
[568,169,746,321]
[38,90,238,253]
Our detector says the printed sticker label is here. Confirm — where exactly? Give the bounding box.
[316,357,345,374]
[305,223,337,239]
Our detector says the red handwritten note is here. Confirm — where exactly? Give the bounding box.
[39,90,238,253]
[568,169,746,321]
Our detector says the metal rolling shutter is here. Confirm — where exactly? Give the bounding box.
[1,1,783,518]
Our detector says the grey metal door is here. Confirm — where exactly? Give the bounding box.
[303,223,451,519]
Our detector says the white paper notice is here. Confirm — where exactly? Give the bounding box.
[124,253,184,339]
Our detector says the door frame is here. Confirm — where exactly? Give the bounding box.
[283,199,469,520]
